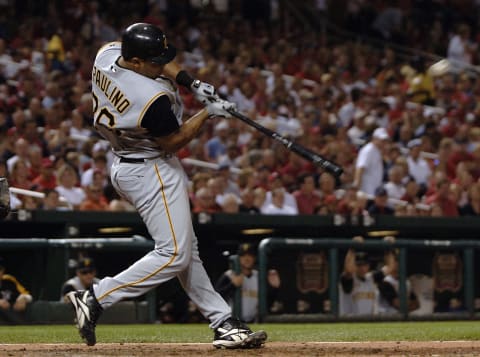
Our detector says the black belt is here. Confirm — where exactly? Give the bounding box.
[119,157,146,164]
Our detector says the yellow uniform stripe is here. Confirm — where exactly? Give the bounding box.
[97,164,177,301]
[136,91,170,128]
[3,274,29,295]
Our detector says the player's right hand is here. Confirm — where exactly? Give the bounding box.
[206,98,237,118]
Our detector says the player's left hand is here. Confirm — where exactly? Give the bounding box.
[206,98,237,118]
[191,80,220,104]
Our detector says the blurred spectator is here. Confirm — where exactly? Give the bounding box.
[239,188,260,214]
[447,24,476,70]
[27,145,43,182]
[31,158,56,191]
[406,138,431,187]
[61,257,99,303]
[253,187,267,211]
[0,256,32,324]
[262,172,298,213]
[368,187,394,215]
[401,178,420,204]
[293,173,321,215]
[425,178,459,217]
[207,176,230,207]
[218,142,241,169]
[337,87,363,128]
[81,153,108,188]
[216,163,240,197]
[192,187,222,214]
[354,128,390,196]
[262,188,298,215]
[339,236,377,316]
[220,193,240,214]
[55,164,86,210]
[371,1,403,41]
[384,165,406,202]
[79,184,108,211]
[7,138,30,174]
[205,120,229,162]
[70,109,92,143]
[189,172,211,199]
[41,189,69,211]
[459,182,480,216]
[336,186,368,216]
[236,168,256,191]
[9,159,32,190]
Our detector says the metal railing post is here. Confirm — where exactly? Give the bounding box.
[398,247,408,319]
[258,238,270,322]
[229,254,242,318]
[464,248,474,317]
[328,248,338,317]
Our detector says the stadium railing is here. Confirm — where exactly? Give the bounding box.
[256,237,476,322]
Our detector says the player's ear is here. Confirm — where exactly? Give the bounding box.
[130,57,143,69]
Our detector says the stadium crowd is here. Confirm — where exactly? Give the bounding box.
[1,1,480,218]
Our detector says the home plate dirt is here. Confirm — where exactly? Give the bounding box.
[1,341,480,356]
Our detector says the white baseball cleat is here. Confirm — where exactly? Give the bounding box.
[213,317,267,349]
[67,289,103,346]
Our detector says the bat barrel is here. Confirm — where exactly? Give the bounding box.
[228,110,343,177]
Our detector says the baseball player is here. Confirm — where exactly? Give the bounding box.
[338,237,378,316]
[60,257,99,303]
[67,23,267,349]
[374,238,419,315]
[215,243,281,323]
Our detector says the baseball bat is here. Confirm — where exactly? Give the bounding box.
[228,110,344,177]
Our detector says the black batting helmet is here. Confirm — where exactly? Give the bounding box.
[121,23,176,65]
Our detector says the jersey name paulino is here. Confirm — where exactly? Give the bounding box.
[91,42,183,159]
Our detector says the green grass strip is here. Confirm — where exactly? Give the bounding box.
[0,321,479,344]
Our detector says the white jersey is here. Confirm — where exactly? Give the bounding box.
[225,269,259,322]
[409,274,434,316]
[91,42,183,159]
[339,272,378,316]
[377,274,412,315]
[60,276,100,301]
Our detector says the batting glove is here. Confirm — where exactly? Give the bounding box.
[191,80,220,104]
[206,99,237,118]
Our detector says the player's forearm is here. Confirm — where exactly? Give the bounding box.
[344,249,356,274]
[164,61,183,80]
[164,61,196,89]
[155,109,209,152]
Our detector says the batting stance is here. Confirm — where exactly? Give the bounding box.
[67,23,267,349]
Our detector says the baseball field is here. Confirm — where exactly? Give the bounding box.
[1,321,480,356]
